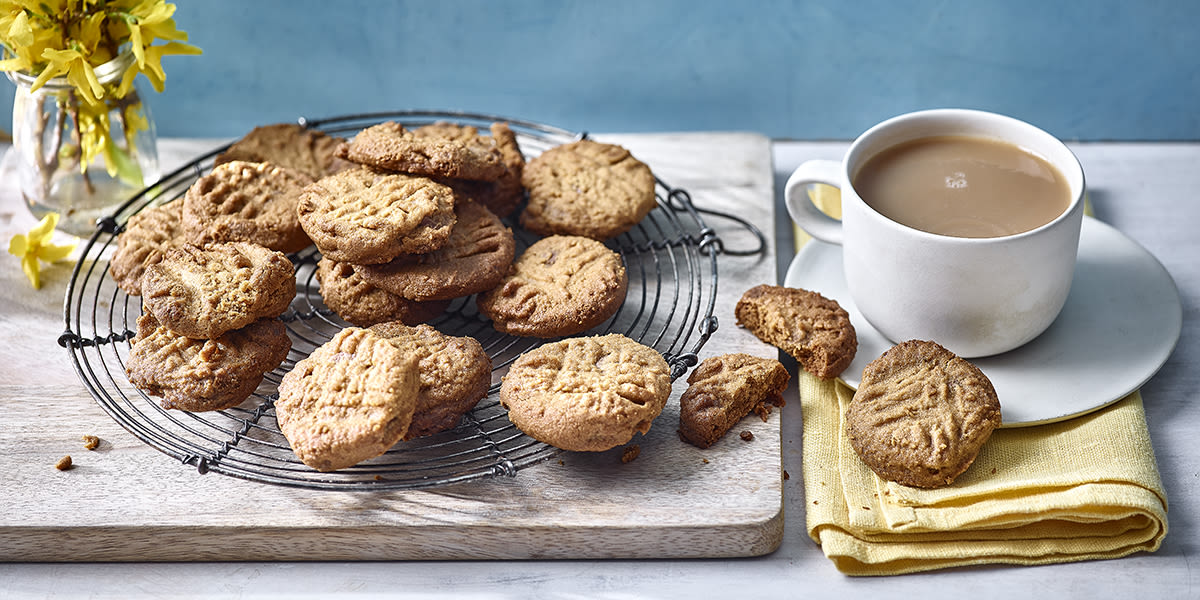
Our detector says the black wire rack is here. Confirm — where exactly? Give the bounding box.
[59,110,766,491]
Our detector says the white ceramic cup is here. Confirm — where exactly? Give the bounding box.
[786,109,1086,358]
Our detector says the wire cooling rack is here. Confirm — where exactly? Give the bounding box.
[60,110,765,490]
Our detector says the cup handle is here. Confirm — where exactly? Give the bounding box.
[784,159,844,245]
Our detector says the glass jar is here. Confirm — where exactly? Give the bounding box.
[8,51,160,237]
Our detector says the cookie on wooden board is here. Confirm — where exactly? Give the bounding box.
[846,340,1002,488]
[499,334,672,452]
[354,200,514,301]
[519,139,657,240]
[296,167,457,265]
[275,327,419,472]
[369,321,492,440]
[677,353,790,449]
[477,235,627,338]
[126,313,290,412]
[141,242,296,339]
[734,284,857,379]
[183,160,315,254]
[109,201,184,296]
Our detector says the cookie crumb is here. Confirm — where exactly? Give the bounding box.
[81,435,100,450]
[55,455,73,471]
[739,430,754,442]
[701,458,709,464]
[620,444,641,464]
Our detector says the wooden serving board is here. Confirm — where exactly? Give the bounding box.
[0,132,783,561]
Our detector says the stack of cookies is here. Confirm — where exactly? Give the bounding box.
[124,241,296,412]
[275,324,492,471]
[301,121,522,327]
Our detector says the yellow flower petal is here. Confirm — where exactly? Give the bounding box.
[115,64,139,98]
[8,233,29,257]
[36,240,77,263]
[129,22,145,67]
[7,10,33,47]
[28,212,58,242]
[21,252,40,289]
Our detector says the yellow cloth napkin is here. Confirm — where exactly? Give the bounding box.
[795,185,1168,575]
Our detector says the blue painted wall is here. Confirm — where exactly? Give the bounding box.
[4,0,1198,140]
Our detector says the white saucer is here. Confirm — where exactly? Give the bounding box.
[784,216,1182,427]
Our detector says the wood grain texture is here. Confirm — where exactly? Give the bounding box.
[0,133,783,561]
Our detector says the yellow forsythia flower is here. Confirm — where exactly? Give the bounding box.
[7,213,77,289]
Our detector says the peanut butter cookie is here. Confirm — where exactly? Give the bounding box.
[846,340,1002,488]
[141,242,296,339]
[477,235,627,338]
[354,200,514,301]
[429,122,526,217]
[735,284,857,379]
[520,139,657,240]
[336,121,506,181]
[109,201,184,296]
[315,258,448,327]
[126,313,290,412]
[678,353,790,449]
[499,334,672,452]
[296,167,457,264]
[183,160,315,253]
[215,123,353,179]
[275,327,419,472]
[369,322,492,440]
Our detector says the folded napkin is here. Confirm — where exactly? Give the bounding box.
[801,374,1167,575]
[794,185,1168,575]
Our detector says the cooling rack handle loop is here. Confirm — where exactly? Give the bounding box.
[668,315,722,379]
[491,459,518,479]
[665,186,767,257]
[58,330,81,349]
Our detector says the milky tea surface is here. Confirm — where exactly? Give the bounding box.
[853,135,1070,238]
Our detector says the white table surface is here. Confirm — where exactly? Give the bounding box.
[1,139,1196,599]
